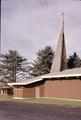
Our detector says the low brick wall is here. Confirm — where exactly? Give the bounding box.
[13,81,45,99]
[13,78,81,100]
[14,86,24,98]
[44,78,81,100]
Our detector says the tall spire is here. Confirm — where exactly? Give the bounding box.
[50,13,67,73]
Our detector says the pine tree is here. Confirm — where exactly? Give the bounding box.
[0,50,29,82]
[67,52,81,69]
[30,46,54,76]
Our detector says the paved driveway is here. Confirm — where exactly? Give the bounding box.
[0,101,81,120]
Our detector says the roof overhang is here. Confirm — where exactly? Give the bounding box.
[8,78,42,86]
[42,74,81,79]
[7,73,81,86]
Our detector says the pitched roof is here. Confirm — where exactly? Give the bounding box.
[8,67,81,86]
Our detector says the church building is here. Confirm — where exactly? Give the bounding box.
[8,14,81,100]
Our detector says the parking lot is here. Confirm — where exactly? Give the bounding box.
[0,101,81,120]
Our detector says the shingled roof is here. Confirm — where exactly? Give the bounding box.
[43,67,81,79]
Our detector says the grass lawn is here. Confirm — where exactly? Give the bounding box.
[14,98,81,107]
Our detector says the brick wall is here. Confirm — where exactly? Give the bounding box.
[13,81,45,98]
[14,86,23,98]
[44,78,81,100]
[23,86,35,98]
[13,78,81,100]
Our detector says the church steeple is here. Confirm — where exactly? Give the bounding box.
[50,13,67,73]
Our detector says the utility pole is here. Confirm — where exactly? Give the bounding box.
[0,0,1,55]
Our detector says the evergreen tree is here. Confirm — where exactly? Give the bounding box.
[0,50,29,82]
[30,46,54,76]
[67,52,81,69]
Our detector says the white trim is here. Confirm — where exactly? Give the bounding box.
[42,74,81,79]
[8,78,42,86]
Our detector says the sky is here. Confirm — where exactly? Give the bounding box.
[1,0,81,61]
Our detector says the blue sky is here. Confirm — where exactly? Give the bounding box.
[1,0,81,61]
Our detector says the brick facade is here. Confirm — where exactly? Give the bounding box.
[14,86,23,98]
[13,81,44,98]
[13,78,81,100]
[44,78,81,100]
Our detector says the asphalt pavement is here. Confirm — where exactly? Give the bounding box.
[0,101,81,120]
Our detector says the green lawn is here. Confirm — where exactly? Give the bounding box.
[14,98,81,107]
